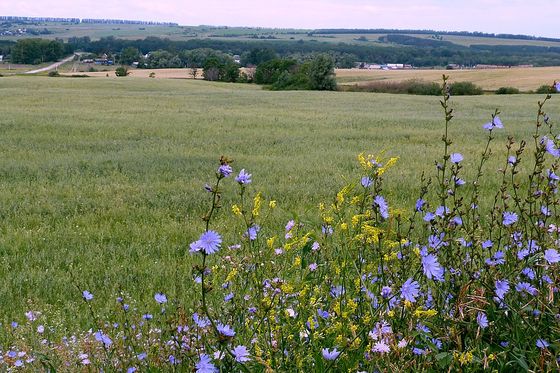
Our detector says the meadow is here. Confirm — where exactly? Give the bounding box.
[0,75,550,322]
[1,76,559,371]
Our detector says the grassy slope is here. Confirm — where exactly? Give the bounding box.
[0,76,554,326]
[2,23,560,48]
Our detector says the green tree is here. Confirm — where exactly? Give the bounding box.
[308,54,337,91]
[120,47,140,65]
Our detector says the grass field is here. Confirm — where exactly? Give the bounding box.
[0,76,556,327]
[336,66,560,92]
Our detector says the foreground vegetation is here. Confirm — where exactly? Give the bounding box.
[0,77,559,371]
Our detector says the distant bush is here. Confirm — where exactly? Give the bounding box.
[88,67,97,72]
[48,70,60,77]
[339,79,441,95]
[496,86,520,94]
[70,74,89,78]
[449,81,484,95]
[536,84,558,94]
[115,66,129,77]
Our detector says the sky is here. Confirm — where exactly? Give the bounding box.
[2,0,559,38]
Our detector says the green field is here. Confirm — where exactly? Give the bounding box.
[0,76,554,327]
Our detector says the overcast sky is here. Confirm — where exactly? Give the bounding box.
[2,0,558,38]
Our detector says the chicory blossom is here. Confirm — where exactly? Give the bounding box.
[483,116,504,130]
[515,282,538,296]
[495,279,510,299]
[235,169,252,184]
[361,176,373,188]
[154,293,167,304]
[216,323,235,337]
[218,164,233,178]
[502,212,518,226]
[415,198,425,212]
[82,290,93,301]
[321,348,341,360]
[555,81,560,92]
[421,254,444,281]
[374,195,389,219]
[94,331,113,347]
[245,225,260,241]
[190,230,222,255]
[232,345,251,362]
[477,312,488,329]
[195,354,217,373]
[372,340,391,354]
[536,339,550,349]
[400,278,420,302]
[544,249,560,264]
[450,153,463,164]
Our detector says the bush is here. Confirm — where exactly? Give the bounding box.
[495,86,520,94]
[48,70,60,77]
[536,84,557,94]
[448,81,483,95]
[115,66,129,77]
[339,79,441,95]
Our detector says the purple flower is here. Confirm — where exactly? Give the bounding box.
[544,249,560,264]
[361,176,373,188]
[218,164,233,177]
[216,323,235,337]
[481,240,493,249]
[309,263,318,271]
[542,136,560,157]
[536,339,549,349]
[137,352,147,360]
[508,156,517,165]
[515,282,538,296]
[477,312,488,329]
[483,116,504,131]
[321,348,341,360]
[372,340,391,354]
[374,195,389,219]
[522,267,535,280]
[14,360,23,367]
[421,254,444,281]
[235,169,252,184]
[485,251,505,266]
[82,290,93,301]
[450,153,463,164]
[94,331,113,347]
[127,368,137,373]
[415,198,425,212]
[423,212,435,222]
[193,313,210,328]
[154,293,167,304]
[495,279,509,299]
[232,345,251,362]
[555,82,560,92]
[190,230,222,255]
[244,225,260,241]
[502,211,518,226]
[400,278,420,303]
[224,293,234,302]
[196,354,217,373]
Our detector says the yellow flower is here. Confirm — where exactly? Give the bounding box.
[232,204,242,217]
[225,268,238,282]
[414,308,438,318]
[340,222,348,231]
[268,200,276,209]
[252,192,262,217]
[377,157,399,176]
[293,256,301,267]
[267,236,276,249]
[281,283,294,294]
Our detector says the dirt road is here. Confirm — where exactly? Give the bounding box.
[24,54,77,74]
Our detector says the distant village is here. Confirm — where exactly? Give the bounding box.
[357,62,534,70]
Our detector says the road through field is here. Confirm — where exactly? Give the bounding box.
[24,54,77,74]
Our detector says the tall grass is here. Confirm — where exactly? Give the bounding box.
[0,76,554,328]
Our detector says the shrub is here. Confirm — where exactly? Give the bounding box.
[48,70,60,77]
[536,84,557,94]
[115,66,129,77]
[339,79,441,95]
[495,86,520,94]
[448,81,483,95]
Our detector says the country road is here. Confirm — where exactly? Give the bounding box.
[24,54,77,74]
